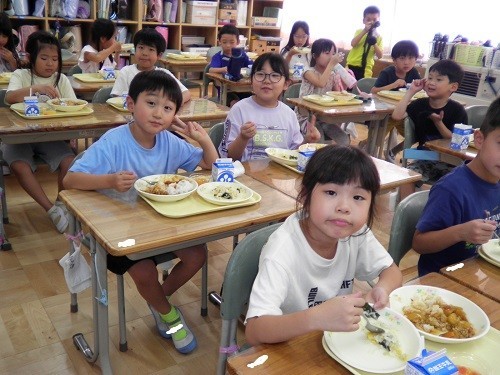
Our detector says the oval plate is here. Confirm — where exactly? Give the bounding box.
[197,182,253,206]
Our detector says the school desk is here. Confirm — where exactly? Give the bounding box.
[243,156,422,198]
[287,97,395,158]
[59,174,297,375]
[158,56,208,78]
[226,272,500,375]
[424,138,477,162]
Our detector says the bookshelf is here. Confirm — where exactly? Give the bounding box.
[6,0,284,55]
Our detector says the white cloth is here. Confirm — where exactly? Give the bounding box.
[218,97,303,162]
[6,69,76,103]
[59,242,92,294]
[111,64,188,96]
[246,213,394,321]
[78,44,116,73]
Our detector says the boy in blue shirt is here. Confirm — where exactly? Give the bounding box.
[413,97,500,276]
[63,70,218,354]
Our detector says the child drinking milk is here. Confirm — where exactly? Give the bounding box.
[245,145,402,345]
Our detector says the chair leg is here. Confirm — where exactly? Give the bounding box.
[201,245,208,316]
[117,274,128,352]
[216,319,238,375]
[0,169,9,224]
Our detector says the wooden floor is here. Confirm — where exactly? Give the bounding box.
[0,91,420,374]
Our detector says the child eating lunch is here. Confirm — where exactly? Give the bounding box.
[63,70,218,354]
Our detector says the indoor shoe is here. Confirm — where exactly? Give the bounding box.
[169,307,197,354]
[148,304,172,339]
[48,204,69,233]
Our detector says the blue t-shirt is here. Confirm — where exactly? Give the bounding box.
[210,50,252,70]
[70,123,203,182]
[416,164,500,276]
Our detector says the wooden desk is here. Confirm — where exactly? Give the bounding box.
[206,72,252,106]
[158,57,208,78]
[68,75,114,99]
[176,98,229,127]
[424,138,477,162]
[244,157,422,198]
[226,272,500,375]
[440,257,500,303]
[60,174,297,375]
[287,97,395,158]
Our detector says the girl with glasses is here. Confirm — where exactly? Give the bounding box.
[280,21,311,70]
[218,52,320,162]
[297,38,353,145]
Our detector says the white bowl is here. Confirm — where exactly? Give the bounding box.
[298,143,327,152]
[47,98,88,112]
[449,352,494,375]
[326,91,357,102]
[197,182,253,206]
[389,285,490,344]
[134,174,198,203]
[265,147,299,166]
[481,238,500,262]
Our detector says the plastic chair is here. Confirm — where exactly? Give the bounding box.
[401,117,441,168]
[387,190,429,265]
[0,89,8,108]
[282,82,301,109]
[202,63,218,100]
[354,77,376,95]
[216,223,282,375]
[206,46,222,62]
[465,105,488,129]
[67,64,82,76]
[208,122,225,152]
[92,86,112,103]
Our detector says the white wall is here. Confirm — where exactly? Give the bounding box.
[281,0,498,59]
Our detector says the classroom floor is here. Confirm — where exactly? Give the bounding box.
[0,88,420,374]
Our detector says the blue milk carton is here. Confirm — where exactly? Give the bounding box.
[405,349,458,375]
[100,67,116,80]
[24,96,40,116]
[212,158,234,182]
[297,150,315,172]
[450,124,473,150]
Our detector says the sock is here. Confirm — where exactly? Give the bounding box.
[160,306,187,341]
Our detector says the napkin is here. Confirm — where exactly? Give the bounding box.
[233,160,245,177]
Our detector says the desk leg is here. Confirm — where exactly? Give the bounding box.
[68,213,78,313]
[220,84,228,107]
[366,119,379,157]
[375,115,389,159]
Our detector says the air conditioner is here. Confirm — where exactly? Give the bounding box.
[426,58,499,106]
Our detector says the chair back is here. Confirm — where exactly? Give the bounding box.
[354,77,376,95]
[465,105,488,129]
[67,64,82,76]
[217,223,282,375]
[282,82,301,109]
[388,190,429,265]
[0,89,7,108]
[208,122,225,154]
[92,86,113,103]
[206,46,222,62]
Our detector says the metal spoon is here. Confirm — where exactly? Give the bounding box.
[140,178,157,186]
[362,314,385,334]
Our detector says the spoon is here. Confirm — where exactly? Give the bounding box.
[140,178,157,186]
[362,314,385,334]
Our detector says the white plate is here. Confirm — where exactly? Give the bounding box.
[46,98,88,112]
[449,352,494,375]
[324,306,422,373]
[134,174,197,203]
[481,239,500,262]
[389,285,490,344]
[298,143,327,152]
[197,182,253,206]
[265,147,299,166]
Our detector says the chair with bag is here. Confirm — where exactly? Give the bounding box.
[216,223,282,375]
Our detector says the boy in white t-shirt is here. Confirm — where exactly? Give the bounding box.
[111,28,191,104]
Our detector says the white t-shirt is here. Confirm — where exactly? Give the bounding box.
[111,64,188,96]
[246,213,394,321]
[78,45,116,73]
[218,96,303,161]
[6,69,76,104]
[283,50,310,71]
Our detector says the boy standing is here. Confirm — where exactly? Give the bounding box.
[412,97,500,276]
[209,25,252,106]
[346,5,383,80]
[392,59,467,199]
[111,28,191,104]
[64,70,218,354]
[372,40,421,161]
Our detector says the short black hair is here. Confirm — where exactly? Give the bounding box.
[218,25,240,40]
[297,145,380,229]
[363,6,380,17]
[133,28,166,54]
[310,38,337,67]
[391,40,419,59]
[128,70,183,113]
[250,52,289,81]
[429,59,464,85]
[480,96,500,136]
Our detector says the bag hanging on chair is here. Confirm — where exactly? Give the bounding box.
[59,242,92,294]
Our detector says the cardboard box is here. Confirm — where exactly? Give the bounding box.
[212,158,234,182]
[219,1,237,10]
[186,1,217,25]
[405,349,457,375]
[251,16,278,27]
[218,9,237,21]
[250,39,280,55]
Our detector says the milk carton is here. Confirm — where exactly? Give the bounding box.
[212,158,234,182]
[405,349,458,375]
[297,150,315,172]
[450,124,473,150]
[292,62,304,79]
[24,96,40,117]
[100,67,116,80]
